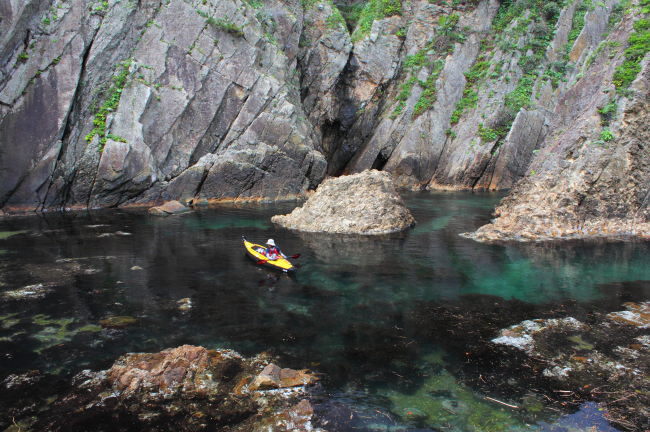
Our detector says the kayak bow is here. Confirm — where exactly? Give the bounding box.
[243,238,295,273]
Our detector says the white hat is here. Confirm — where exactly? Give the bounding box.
[266,239,275,246]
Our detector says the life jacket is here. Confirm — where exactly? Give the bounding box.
[267,246,280,258]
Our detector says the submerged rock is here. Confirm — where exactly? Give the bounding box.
[606,302,650,328]
[2,283,55,300]
[490,303,650,431]
[32,345,320,431]
[271,170,415,234]
[177,297,192,312]
[491,317,588,354]
[99,316,138,329]
[148,200,191,216]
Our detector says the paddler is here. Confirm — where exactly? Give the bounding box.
[265,239,286,260]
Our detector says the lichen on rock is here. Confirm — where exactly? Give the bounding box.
[271,169,415,234]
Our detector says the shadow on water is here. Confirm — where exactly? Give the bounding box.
[0,191,648,431]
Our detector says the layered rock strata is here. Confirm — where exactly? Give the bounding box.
[1,0,648,244]
[0,0,328,212]
[271,169,415,234]
[470,41,650,241]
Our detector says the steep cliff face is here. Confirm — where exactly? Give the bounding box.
[470,52,650,241]
[0,0,648,222]
[0,0,328,211]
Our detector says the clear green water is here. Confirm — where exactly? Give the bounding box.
[0,191,647,431]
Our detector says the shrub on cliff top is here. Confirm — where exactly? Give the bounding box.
[542,2,560,21]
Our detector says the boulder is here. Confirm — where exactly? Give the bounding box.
[148,200,190,216]
[32,345,321,431]
[271,170,415,235]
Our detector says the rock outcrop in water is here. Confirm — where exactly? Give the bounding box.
[31,345,320,431]
[470,44,650,242]
[147,200,190,216]
[491,302,650,431]
[271,170,415,234]
[1,0,648,242]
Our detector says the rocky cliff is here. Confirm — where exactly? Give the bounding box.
[1,0,648,237]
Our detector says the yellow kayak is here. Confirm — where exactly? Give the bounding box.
[243,238,295,273]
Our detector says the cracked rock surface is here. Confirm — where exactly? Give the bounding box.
[1,0,648,242]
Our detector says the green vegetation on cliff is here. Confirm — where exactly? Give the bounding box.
[391,13,464,119]
[351,0,402,42]
[568,0,593,46]
[84,59,132,152]
[613,14,650,90]
[448,0,566,141]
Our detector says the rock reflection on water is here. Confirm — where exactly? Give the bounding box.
[0,193,648,431]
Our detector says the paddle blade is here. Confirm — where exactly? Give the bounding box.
[256,259,268,265]
[290,254,301,259]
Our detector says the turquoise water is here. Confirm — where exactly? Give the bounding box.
[0,191,648,431]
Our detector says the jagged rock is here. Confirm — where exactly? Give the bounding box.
[469,18,650,242]
[0,0,325,212]
[1,0,647,231]
[249,363,318,391]
[271,170,415,234]
[32,345,321,431]
[148,200,190,216]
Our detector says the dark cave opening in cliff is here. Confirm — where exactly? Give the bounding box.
[371,151,388,171]
[322,119,349,176]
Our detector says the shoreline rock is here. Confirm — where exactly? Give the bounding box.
[147,200,191,216]
[30,345,321,431]
[271,170,415,235]
[467,52,650,244]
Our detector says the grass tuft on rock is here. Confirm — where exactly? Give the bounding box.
[351,0,402,42]
[84,59,133,152]
[613,16,650,91]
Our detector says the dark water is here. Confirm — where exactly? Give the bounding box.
[1,192,648,431]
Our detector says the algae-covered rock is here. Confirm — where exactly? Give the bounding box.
[490,303,650,431]
[271,170,415,234]
[32,345,321,431]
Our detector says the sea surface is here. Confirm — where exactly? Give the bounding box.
[1,191,648,431]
